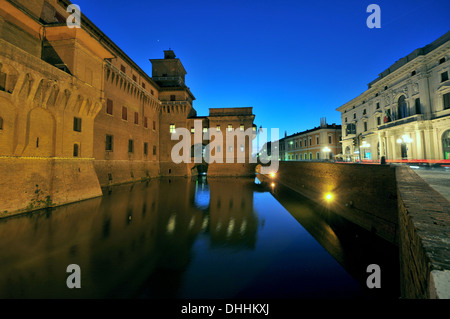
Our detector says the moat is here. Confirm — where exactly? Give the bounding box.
[0,176,399,299]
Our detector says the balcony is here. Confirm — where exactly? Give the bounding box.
[378,114,424,130]
[152,76,185,87]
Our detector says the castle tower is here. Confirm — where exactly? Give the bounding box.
[150,50,196,173]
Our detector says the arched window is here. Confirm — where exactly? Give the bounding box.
[443,130,450,160]
[397,96,408,120]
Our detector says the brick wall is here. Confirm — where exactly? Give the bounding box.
[270,161,398,244]
[396,166,450,299]
[0,157,102,217]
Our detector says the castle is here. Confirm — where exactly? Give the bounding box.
[0,0,257,216]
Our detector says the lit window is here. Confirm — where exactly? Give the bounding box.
[216,125,221,132]
[170,124,176,133]
[203,127,208,133]
[240,124,245,131]
[227,124,233,132]
[191,127,195,134]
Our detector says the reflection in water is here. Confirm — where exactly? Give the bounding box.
[0,177,398,299]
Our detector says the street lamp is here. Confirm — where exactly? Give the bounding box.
[397,134,413,144]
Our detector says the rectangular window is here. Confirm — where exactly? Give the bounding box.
[122,106,127,120]
[376,102,380,109]
[151,90,154,95]
[203,127,208,133]
[309,138,312,146]
[353,113,356,119]
[170,124,176,133]
[144,142,148,155]
[216,125,221,132]
[73,117,82,132]
[73,144,79,157]
[142,83,146,89]
[153,146,157,155]
[439,57,446,64]
[106,99,113,115]
[316,152,320,160]
[364,122,368,132]
[134,112,139,125]
[328,136,332,144]
[377,117,381,125]
[441,71,449,82]
[443,93,450,110]
[217,146,221,153]
[191,127,195,134]
[153,121,156,131]
[415,98,421,114]
[316,136,319,144]
[128,139,134,153]
[0,72,6,91]
[363,109,367,115]
[144,117,148,128]
[227,124,233,132]
[240,124,245,131]
[105,135,113,151]
[120,65,126,73]
[132,75,137,82]
[170,95,176,101]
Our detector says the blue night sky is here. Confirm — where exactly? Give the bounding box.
[75,0,450,137]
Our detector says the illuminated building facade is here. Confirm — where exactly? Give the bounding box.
[278,119,342,161]
[337,31,450,163]
[0,0,256,215]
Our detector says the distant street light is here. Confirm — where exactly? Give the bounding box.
[323,146,331,160]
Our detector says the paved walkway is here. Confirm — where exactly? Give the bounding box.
[412,167,450,202]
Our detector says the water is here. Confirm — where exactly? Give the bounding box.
[0,176,398,299]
